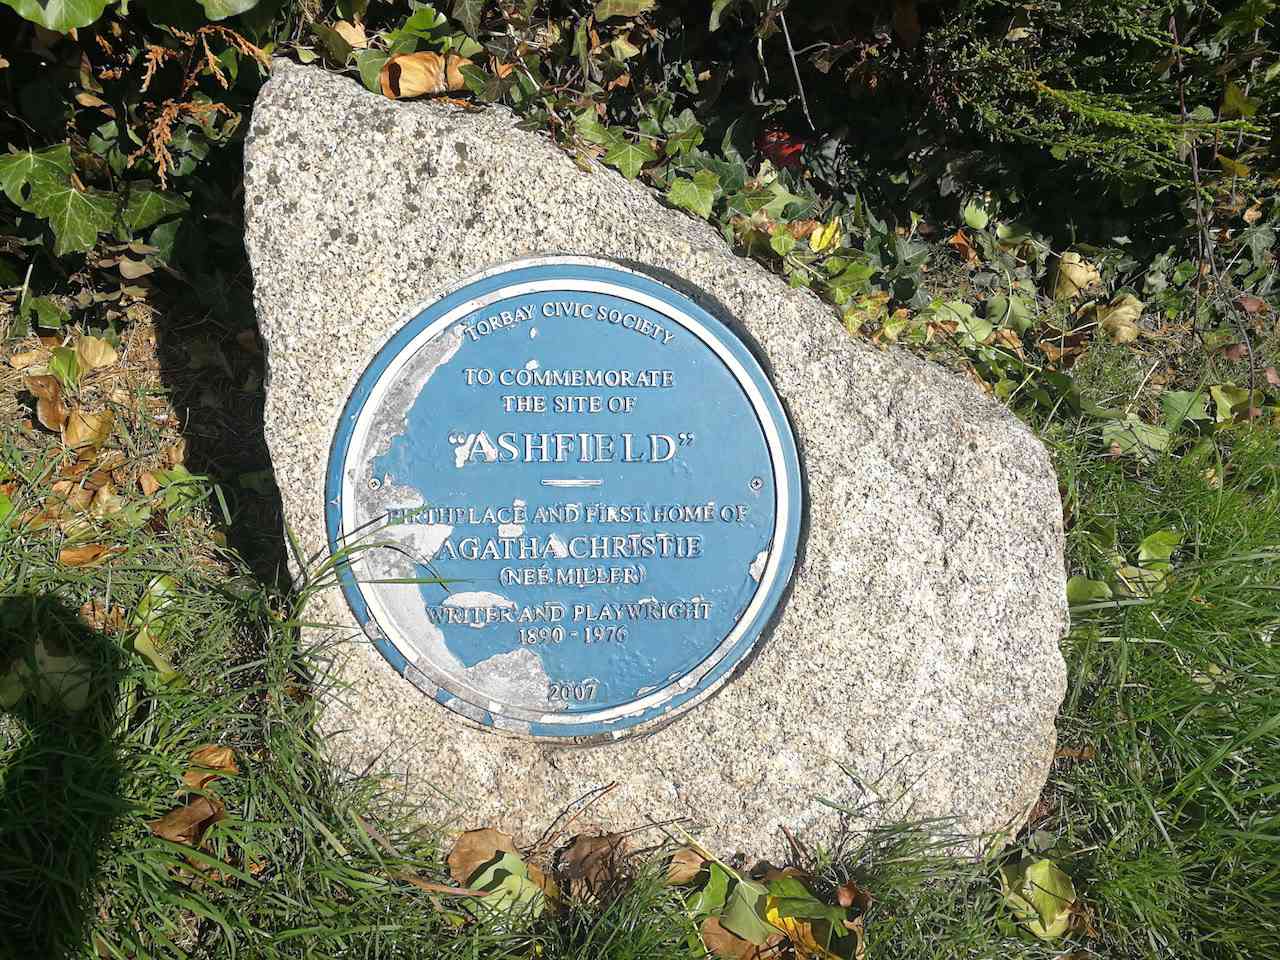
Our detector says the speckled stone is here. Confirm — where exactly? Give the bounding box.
[243,63,1068,857]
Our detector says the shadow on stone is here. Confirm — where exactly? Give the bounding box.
[0,594,126,957]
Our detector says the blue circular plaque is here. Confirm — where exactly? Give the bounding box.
[326,257,802,739]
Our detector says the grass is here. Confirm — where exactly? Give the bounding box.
[2,301,1278,958]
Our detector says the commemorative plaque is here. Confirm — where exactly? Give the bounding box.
[326,257,802,738]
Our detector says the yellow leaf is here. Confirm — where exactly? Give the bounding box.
[333,20,368,48]
[76,334,118,371]
[1096,293,1143,343]
[765,900,844,960]
[8,348,46,370]
[183,744,240,790]
[1050,251,1101,300]
[63,409,114,450]
[379,52,471,99]
[809,219,841,253]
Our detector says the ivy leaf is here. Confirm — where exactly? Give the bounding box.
[459,64,514,103]
[685,862,731,917]
[1101,415,1172,456]
[761,181,803,219]
[720,877,775,945]
[20,295,70,330]
[769,229,797,257]
[574,108,611,146]
[602,132,657,180]
[667,170,719,218]
[725,187,772,217]
[709,0,737,30]
[665,112,704,157]
[196,0,261,20]
[937,300,993,347]
[1138,528,1182,565]
[0,145,73,211]
[826,261,875,304]
[49,346,82,391]
[357,50,390,93]
[594,0,654,20]
[0,0,109,30]
[1066,575,1112,604]
[1160,389,1209,429]
[121,188,189,233]
[1221,82,1260,119]
[30,179,117,256]
[451,0,484,36]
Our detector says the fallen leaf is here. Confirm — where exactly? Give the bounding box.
[24,374,69,431]
[118,258,153,280]
[447,827,519,885]
[9,349,45,370]
[1096,293,1142,343]
[1266,367,1279,387]
[79,599,125,633]
[1055,744,1096,761]
[1051,252,1102,300]
[1222,342,1248,362]
[948,228,979,265]
[63,409,114,450]
[130,574,181,678]
[667,846,706,884]
[461,850,549,924]
[380,52,472,99]
[59,543,115,566]
[701,916,770,960]
[90,481,123,518]
[999,858,1078,941]
[557,833,625,900]
[1236,294,1267,315]
[836,881,872,912]
[139,471,161,496]
[147,795,224,847]
[183,744,239,791]
[333,20,367,48]
[0,638,94,712]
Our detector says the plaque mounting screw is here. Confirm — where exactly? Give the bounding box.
[750,477,764,491]
[368,477,382,490]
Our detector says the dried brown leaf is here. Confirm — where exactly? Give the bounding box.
[58,543,113,567]
[1055,744,1097,762]
[76,335,119,370]
[333,20,367,48]
[25,374,69,431]
[1222,342,1248,362]
[139,472,161,496]
[118,258,154,280]
[90,482,123,518]
[183,744,239,791]
[147,795,225,847]
[1237,294,1267,315]
[667,845,706,884]
[700,916,774,960]
[447,827,518,885]
[64,409,114,450]
[947,228,978,265]
[380,52,472,99]
[9,349,46,370]
[1265,367,1279,387]
[80,599,125,634]
[836,880,873,912]
[557,833,626,899]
